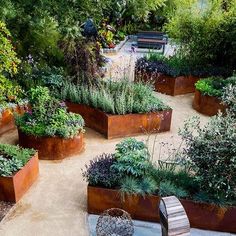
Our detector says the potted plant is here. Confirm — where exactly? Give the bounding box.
[15,86,85,160]
[0,144,39,202]
[193,76,236,116]
[59,80,172,139]
[83,112,236,233]
[135,53,230,96]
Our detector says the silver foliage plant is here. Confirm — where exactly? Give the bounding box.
[221,83,236,116]
[58,80,169,115]
[179,113,236,203]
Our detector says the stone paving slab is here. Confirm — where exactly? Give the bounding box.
[88,214,236,236]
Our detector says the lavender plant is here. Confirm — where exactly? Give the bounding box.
[57,79,169,115]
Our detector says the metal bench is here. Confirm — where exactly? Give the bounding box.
[159,196,190,236]
[137,31,168,53]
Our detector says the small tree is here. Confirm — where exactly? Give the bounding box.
[0,21,20,75]
[179,113,236,204]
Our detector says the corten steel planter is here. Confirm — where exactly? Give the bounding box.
[87,186,236,233]
[135,71,199,96]
[0,153,39,203]
[0,106,25,135]
[18,129,84,160]
[193,90,227,116]
[66,102,172,139]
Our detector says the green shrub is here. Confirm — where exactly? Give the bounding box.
[120,176,157,197]
[112,138,151,178]
[179,114,236,204]
[0,75,23,104]
[0,21,20,75]
[0,144,35,177]
[58,80,169,115]
[136,53,231,78]
[15,86,84,138]
[83,122,236,206]
[195,76,236,97]
[159,181,188,198]
[221,81,236,116]
[115,138,148,156]
[82,153,121,188]
[165,0,236,70]
[16,60,65,91]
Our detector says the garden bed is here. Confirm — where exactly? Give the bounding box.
[18,129,84,160]
[135,72,199,96]
[0,106,25,135]
[0,153,39,203]
[66,102,172,139]
[87,186,236,233]
[193,90,227,116]
[100,36,128,54]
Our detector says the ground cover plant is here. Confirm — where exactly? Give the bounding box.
[195,75,236,97]
[83,110,236,206]
[58,79,170,115]
[0,144,35,177]
[15,86,84,138]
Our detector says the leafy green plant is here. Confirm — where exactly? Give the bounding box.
[15,86,85,138]
[165,0,236,71]
[16,59,65,91]
[83,133,236,206]
[195,76,236,97]
[0,144,35,177]
[159,181,188,198]
[58,79,169,115]
[112,138,151,178]
[221,83,236,116]
[112,148,151,177]
[0,21,20,75]
[120,176,157,197]
[179,113,236,204]
[136,53,231,78]
[0,75,23,103]
[115,138,148,156]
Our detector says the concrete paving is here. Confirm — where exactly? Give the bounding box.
[88,214,236,236]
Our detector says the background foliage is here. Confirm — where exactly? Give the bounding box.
[165,0,236,70]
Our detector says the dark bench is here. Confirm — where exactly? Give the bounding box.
[137,31,168,53]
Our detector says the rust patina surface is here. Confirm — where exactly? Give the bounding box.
[135,71,199,96]
[66,102,172,139]
[0,106,26,135]
[18,130,84,160]
[193,90,227,116]
[87,186,236,233]
[0,153,39,203]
